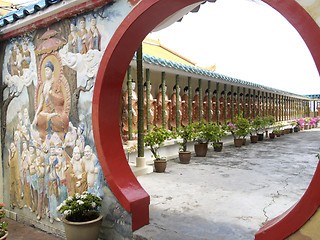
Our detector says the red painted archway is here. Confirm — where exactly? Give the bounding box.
[92,0,320,238]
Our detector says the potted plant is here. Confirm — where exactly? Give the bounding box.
[144,126,172,172]
[272,123,283,137]
[192,121,209,157]
[57,192,102,240]
[228,114,251,147]
[212,123,227,152]
[0,203,8,240]
[263,116,275,138]
[175,124,196,164]
[250,116,264,143]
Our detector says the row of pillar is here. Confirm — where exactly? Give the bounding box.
[125,68,310,141]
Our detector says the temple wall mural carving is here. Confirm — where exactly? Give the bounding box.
[1,0,135,238]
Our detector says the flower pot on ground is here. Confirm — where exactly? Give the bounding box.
[0,203,8,240]
[234,138,243,147]
[250,135,258,143]
[144,126,172,172]
[192,121,227,156]
[294,126,299,132]
[0,231,7,240]
[154,158,167,172]
[194,143,208,157]
[175,124,195,164]
[249,116,264,143]
[242,138,247,145]
[228,113,251,148]
[213,142,223,152]
[57,192,102,240]
[269,132,275,139]
[257,133,264,141]
[63,213,102,240]
[179,151,191,164]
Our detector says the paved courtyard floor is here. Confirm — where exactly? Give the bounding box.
[134,128,320,240]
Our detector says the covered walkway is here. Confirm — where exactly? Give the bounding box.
[134,129,320,240]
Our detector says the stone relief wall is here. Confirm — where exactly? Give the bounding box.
[2,0,136,238]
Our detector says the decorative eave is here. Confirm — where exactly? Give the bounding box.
[132,53,311,100]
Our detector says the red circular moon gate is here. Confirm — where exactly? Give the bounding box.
[92,0,320,238]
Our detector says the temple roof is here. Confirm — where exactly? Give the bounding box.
[0,0,61,27]
[0,0,20,17]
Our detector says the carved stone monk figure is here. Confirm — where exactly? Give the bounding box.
[122,81,138,133]
[33,61,69,142]
[245,94,250,119]
[192,88,200,123]
[203,89,209,123]
[143,82,155,129]
[169,85,182,129]
[211,90,217,123]
[181,86,189,126]
[233,92,238,118]
[8,142,23,209]
[219,91,225,124]
[155,84,169,129]
[77,17,88,54]
[227,92,232,122]
[239,93,244,116]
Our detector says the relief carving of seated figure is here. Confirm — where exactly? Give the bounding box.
[33,61,69,142]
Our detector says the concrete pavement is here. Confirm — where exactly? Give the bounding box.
[134,128,320,240]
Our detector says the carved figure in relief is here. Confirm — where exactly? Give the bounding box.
[227,92,232,122]
[155,84,170,128]
[28,142,38,212]
[46,144,60,223]
[21,41,31,70]
[192,88,200,123]
[211,90,217,123]
[245,94,250,119]
[75,125,85,154]
[82,145,99,194]
[33,59,70,142]
[143,82,155,129]
[203,89,209,122]
[56,143,68,202]
[233,93,238,117]
[68,20,79,53]
[21,139,32,210]
[181,86,189,127]
[219,91,225,124]
[239,93,244,114]
[70,146,87,194]
[8,142,23,209]
[169,85,182,129]
[88,17,101,51]
[35,144,45,220]
[77,17,88,54]
[9,43,22,76]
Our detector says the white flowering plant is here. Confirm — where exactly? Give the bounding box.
[57,192,102,222]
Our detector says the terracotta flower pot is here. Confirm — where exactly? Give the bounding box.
[257,133,264,141]
[63,213,102,240]
[214,142,223,152]
[154,159,167,172]
[234,139,242,147]
[250,135,258,143]
[0,231,8,240]
[179,151,191,164]
[242,138,246,145]
[194,143,208,157]
[269,133,275,139]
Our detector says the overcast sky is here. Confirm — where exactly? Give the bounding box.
[148,0,320,95]
[8,0,320,95]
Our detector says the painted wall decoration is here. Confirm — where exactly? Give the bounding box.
[2,0,135,230]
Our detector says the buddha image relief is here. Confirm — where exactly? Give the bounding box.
[0,3,132,222]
